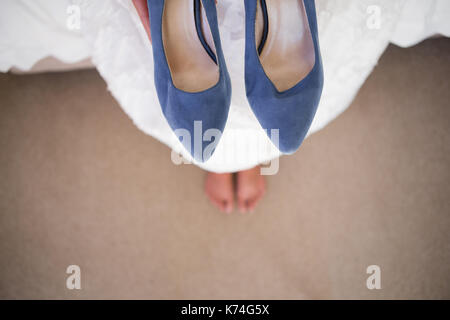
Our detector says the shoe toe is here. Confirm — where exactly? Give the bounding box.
[250,91,320,154]
[163,85,230,162]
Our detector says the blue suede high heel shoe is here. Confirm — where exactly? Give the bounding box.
[148,0,231,162]
[244,0,324,154]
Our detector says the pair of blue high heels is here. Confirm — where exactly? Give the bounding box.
[148,0,324,162]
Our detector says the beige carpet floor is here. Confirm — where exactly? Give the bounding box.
[0,38,449,299]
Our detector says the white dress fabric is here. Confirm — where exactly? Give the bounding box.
[1,0,449,172]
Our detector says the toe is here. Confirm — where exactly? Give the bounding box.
[246,194,260,212]
[238,197,248,214]
[205,189,226,212]
[247,183,266,212]
[206,190,233,214]
[224,199,233,214]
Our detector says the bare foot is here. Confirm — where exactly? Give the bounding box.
[236,166,266,213]
[205,172,234,213]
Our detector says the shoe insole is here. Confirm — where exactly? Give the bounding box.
[163,0,219,93]
[256,0,315,92]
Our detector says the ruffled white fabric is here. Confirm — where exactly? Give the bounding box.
[1,0,449,172]
[0,0,91,71]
